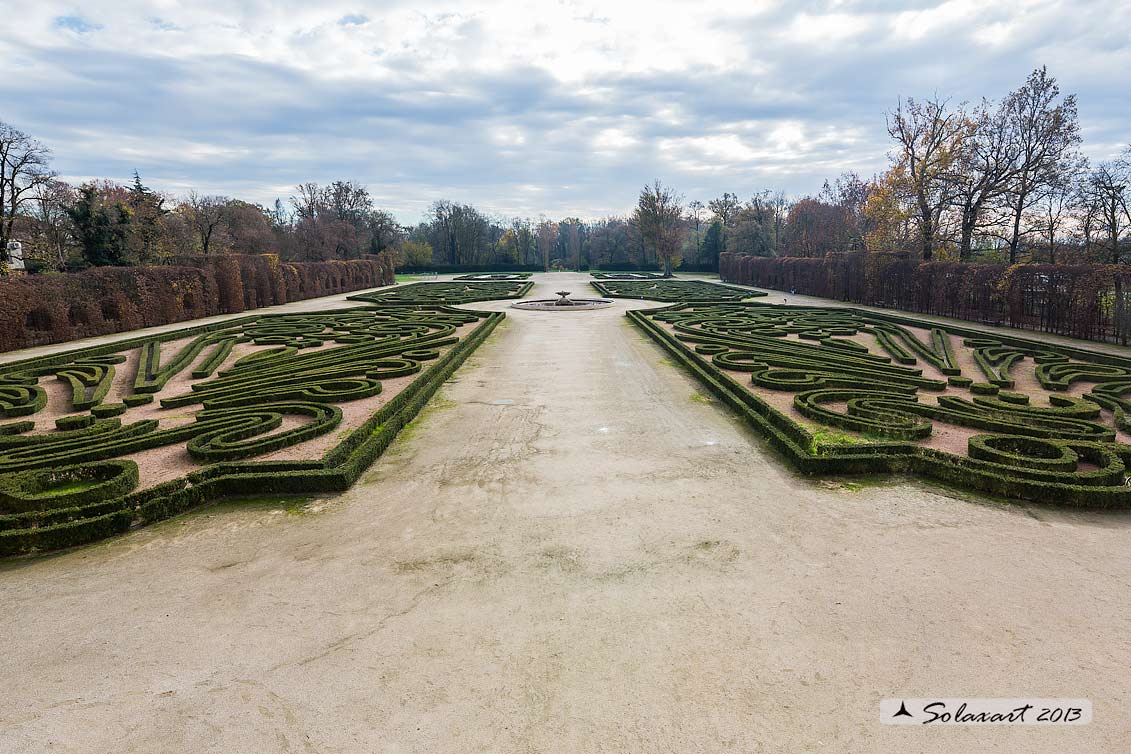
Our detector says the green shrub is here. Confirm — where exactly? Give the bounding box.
[0,460,138,513]
[453,273,532,281]
[91,403,128,418]
[0,421,34,436]
[629,302,1131,508]
[591,280,765,302]
[348,281,533,305]
[0,382,47,417]
[591,272,666,280]
[0,304,504,554]
[56,414,96,430]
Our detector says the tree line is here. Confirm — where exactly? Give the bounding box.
[0,142,407,271]
[417,67,1129,270]
[2,65,1128,274]
[0,128,718,273]
[629,68,1131,270]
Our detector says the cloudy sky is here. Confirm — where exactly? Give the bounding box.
[1,0,1128,223]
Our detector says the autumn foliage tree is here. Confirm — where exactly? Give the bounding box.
[886,97,965,260]
[784,198,853,258]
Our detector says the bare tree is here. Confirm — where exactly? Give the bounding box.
[1035,175,1077,264]
[535,218,556,271]
[32,179,76,270]
[821,172,870,250]
[367,209,403,255]
[562,218,581,270]
[707,192,740,255]
[633,180,685,277]
[0,121,55,261]
[185,191,230,256]
[747,190,790,255]
[886,97,966,259]
[510,217,536,266]
[1084,161,1131,264]
[687,200,704,266]
[290,183,322,223]
[1000,67,1082,262]
[943,100,1020,260]
[291,183,329,261]
[324,180,373,258]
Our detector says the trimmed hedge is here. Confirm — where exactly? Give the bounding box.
[630,301,1131,508]
[0,252,395,354]
[453,273,532,281]
[0,303,503,554]
[348,281,533,305]
[0,460,138,513]
[396,264,544,274]
[590,272,666,280]
[718,252,1131,344]
[91,402,128,418]
[590,280,767,302]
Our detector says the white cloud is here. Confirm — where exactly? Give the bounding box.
[889,0,980,42]
[593,127,638,152]
[0,0,1126,221]
[784,12,871,44]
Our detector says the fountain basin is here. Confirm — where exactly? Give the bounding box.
[511,290,614,311]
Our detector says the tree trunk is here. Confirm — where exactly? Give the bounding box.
[1008,180,1030,264]
[960,196,981,262]
[1048,216,1056,265]
[918,199,933,261]
[1112,200,1121,264]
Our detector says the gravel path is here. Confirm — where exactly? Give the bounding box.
[1,272,1129,752]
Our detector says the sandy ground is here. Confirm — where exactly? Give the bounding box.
[2,272,1131,752]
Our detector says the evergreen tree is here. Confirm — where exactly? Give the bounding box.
[127,170,166,263]
[68,185,130,266]
[702,220,723,271]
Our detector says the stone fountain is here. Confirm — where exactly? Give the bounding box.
[511,289,614,311]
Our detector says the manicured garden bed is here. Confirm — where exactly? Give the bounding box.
[453,273,533,281]
[590,272,666,280]
[591,279,766,302]
[630,301,1131,507]
[0,303,504,554]
[348,280,533,305]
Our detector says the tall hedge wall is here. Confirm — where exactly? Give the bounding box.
[719,252,1131,345]
[0,253,395,353]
